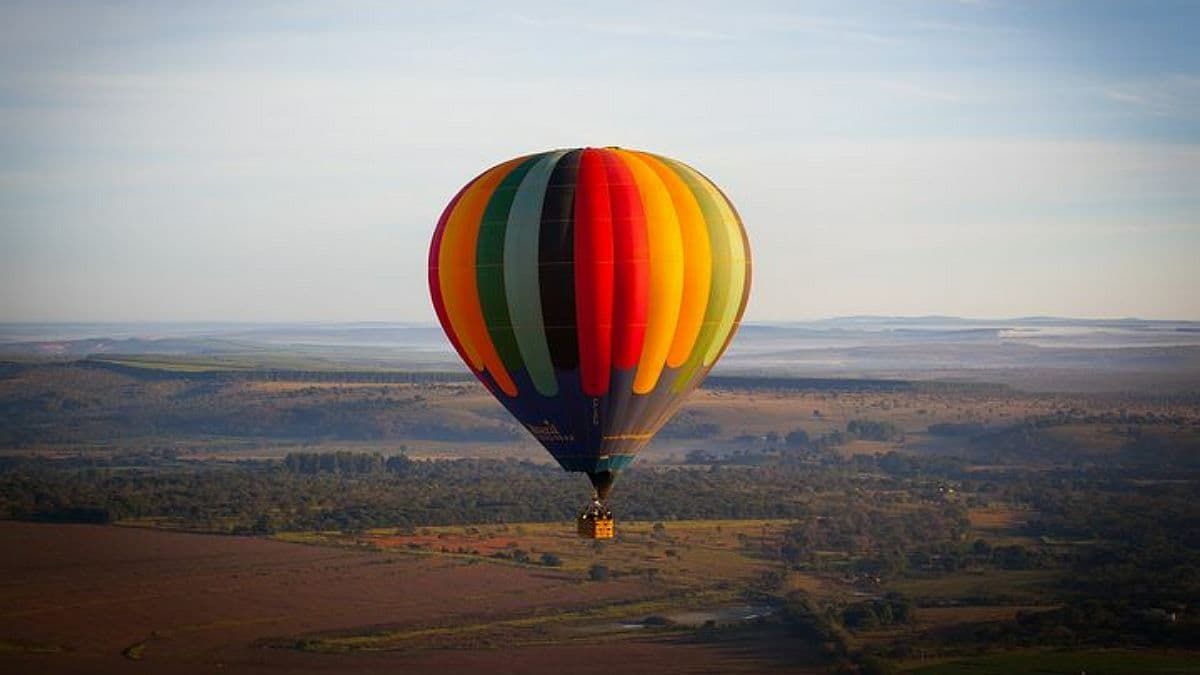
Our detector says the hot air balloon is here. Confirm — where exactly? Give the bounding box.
[429,147,750,538]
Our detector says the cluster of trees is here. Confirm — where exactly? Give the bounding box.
[704,375,924,393]
[658,410,722,439]
[282,451,412,475]
[1023,483,1200,614]
[845,419,903,442]
[936,599,1199,650]
[840,593,914,630]
[923,412,1200,469]
[779,500,971,580]
[483,547,561,566]
[0,448,1027,535]
[0,454,850,532]
[781,591,919,674]
[680,419,911,468]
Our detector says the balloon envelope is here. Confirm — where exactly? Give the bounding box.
[429,147,750,488]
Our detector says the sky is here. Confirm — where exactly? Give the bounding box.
[1,0,1198,322]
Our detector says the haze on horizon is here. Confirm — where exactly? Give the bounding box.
[1,1,1198,323]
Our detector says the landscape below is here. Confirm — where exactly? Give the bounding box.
[1,321,1198,674]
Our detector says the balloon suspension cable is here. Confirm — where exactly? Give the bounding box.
[587,470,616,503]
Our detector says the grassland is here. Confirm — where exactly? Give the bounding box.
[268,520,790,650]
[889,569,1059,604]
[6,358,1196,470]
[2,356,1198,673]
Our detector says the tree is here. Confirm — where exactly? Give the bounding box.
[781,541,803,568]
[385,452,412,474]
[786,429,810,446]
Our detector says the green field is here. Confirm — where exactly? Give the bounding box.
[890,569,1060,604]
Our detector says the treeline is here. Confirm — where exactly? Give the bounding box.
[926,413,1200,468]
[282,451,411,475]
[0,455,838,533]
[79,360,476,384]
[680,420,905,466]
[0,364,519,446]
[658,410,722,439]
[705,374,1006,394]
[935,598,1200,652]
[846,419,903,442]
[0,450,1005,534]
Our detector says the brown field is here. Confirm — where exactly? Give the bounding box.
[289,519,794,590]
[0,522,824,675]
[834,439,894,457]
[966,506,1034,531]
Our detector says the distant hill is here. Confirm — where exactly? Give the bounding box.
[3,317,1199,392]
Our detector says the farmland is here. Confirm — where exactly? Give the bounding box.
[0,521,823,674]
[1,351,1199,673]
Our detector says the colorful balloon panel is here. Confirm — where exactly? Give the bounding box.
[429,147,751,475]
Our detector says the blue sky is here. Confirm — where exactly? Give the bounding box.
[1,1,1197,321]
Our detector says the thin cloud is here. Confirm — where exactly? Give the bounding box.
[762,15,907,46]
[512,14,736,41]
[907,19,1026,36]
[1,2,1196,321]
[1102,74,1200,117]
[876,79,965,104]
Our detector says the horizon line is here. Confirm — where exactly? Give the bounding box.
[2,314,1198,326]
